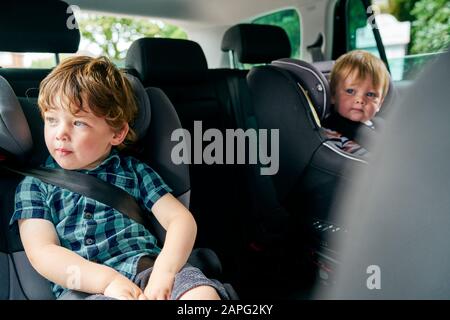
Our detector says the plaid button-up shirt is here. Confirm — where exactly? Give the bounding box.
[10,149,172,298]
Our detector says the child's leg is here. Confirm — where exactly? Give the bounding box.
[133,264,228,300]
[178,285,221,300]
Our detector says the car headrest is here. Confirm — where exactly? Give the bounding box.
[0,74,151,162]
[312,60,336,80]
[272,58,331,122]
[125,38,208,86]
[124,74,151,141]
[0,1,80,53]
[221,24,291,64]
[0,76,33,161]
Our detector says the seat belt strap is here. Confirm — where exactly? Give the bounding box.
[1,164,147,226]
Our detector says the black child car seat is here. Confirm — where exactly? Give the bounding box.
[247,58,369,230]
[245,58,370,287]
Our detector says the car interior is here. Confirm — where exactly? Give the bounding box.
[318,50,450,299]
[0,0,448,300]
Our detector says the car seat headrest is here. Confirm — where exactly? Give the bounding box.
[125,38,208,86]
[313,60,335,80]
[221,23,291,64]
[272,58,331,122]
[124,73,151,141]
[0,76,33,161]
[0,1,80,53]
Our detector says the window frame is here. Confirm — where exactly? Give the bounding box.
[333,0,390,70]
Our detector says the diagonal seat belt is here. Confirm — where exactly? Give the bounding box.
[1,164,147,226]
[1,162,238,297]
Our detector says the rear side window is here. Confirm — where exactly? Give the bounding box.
[0,52,57,69]
[0,9,188,68]
[347,0,449,81]
[76,11,188,67]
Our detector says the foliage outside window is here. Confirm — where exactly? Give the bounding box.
[0,12,187,68]
[78,14,188,66]
[347,0,449,81]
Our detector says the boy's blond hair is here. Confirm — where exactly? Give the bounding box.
[38,55,138,149]
[330,50,390,99]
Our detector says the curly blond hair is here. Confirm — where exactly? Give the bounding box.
[38,55,138,149]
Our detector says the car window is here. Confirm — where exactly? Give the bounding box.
[0,52,57,68]
[76,11,188,67]
[347,0,449,81]
[0,9,188,68]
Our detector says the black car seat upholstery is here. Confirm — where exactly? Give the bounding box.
[247,57,396,291]
[219,24,311,296]
[0,1,78,97]
[247,58,370,262]
[252,57,395,212]
[221,23,291,67]
[124,38,246,273]
[219,24,293,241]
[219,23,292,128]
[218,23,292,219]
[125,38,230,133]
[312,60,335,80]
[219,25,294,243]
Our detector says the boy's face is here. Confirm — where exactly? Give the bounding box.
[332,71,384,123]
[43,97,128,170]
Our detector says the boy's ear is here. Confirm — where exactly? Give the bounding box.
[111,123,129,146]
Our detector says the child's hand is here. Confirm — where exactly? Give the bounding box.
[144,268,176,300]
[104,274,146,300]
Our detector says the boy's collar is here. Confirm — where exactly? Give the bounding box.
[86,148,121,172]
[45,148,122,172]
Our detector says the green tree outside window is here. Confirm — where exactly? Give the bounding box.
[79,15,187,65]
[347,0,449,80]
[30,13,187,68]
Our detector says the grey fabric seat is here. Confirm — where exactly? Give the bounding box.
[0,71,193,299]
[124,38,247,276]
